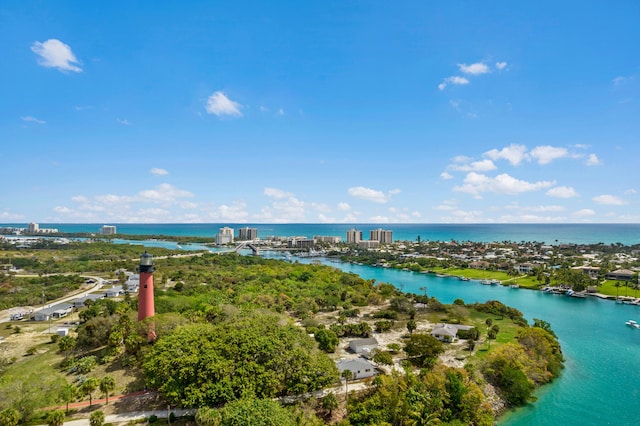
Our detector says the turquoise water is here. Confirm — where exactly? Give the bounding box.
[4,223,640,245]
[296,260,640,426]
[6,223,640,424]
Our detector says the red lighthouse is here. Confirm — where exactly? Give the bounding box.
[137,252,155,322]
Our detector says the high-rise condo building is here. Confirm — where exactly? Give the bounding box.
[346,228,363,244]
[370,228,393,244]
[238,227,258,241]
[27,222,39,233]
[216,226,234,245]
[100,225,117,235]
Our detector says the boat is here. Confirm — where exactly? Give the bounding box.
[625,320,640,329]
[490,279,501,285]
[510,284,520,288]
[459,276,470,281]
[480,279,492,285]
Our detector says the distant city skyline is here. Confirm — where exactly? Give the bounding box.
[1,1,639,224]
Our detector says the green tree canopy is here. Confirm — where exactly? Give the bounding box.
[143,311,338,407]
[404,333,444,368]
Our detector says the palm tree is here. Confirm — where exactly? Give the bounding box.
[80,378,99,407]
[89,410,105,426]
[46,410,65,426]
[60,383,77,413]
[99,376,116,405]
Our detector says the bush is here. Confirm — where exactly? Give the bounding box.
[148,414,158,423]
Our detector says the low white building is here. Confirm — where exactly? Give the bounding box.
[337,358,377,380]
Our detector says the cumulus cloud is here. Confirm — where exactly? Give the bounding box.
[21,116,46,124]
[264,187,293,199]
[0,210,25,220]
[593,194,627,205]
[624,189,637,195]
[138,184,194,204]
[484,144,529,165]
[530,145,568,165]
[438,76,470,91]
[573,209,596,217]
[546,186,579,198]
[117,118,132,126]
[337,202,351,211]
[348,186,400,203]
[277,108,285,116]
[150,168,169,176]
[495,61,508,70]
[449,159,497,173]
[440,172,454,180]
[586,153,601,166]
[31,39,82,72]
[458,62,489,75]
[205,91,243,117]
[454,172,555,197]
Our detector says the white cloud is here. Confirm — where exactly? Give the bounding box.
[440,172,454,180]
[348,186,399,203]
[117,118,132,126]
[612,76,631,85]
[454,172,555,196]
[449,159,497,172]
[530,145,568,165]
[71,195,88,203]
[180,201,198,209]
[138,184,194,204]
[337,202,351,211]
[259,106,269,112]
[53,206,72,214]
[257,196,306,223]
[573,209,596,217]
[264,187,293,199]
[546,186,579,198]
[484,144,529,165]
[150,168,169,176]
[458,62,489,75]
[205,91,243,117]
[586,153,601,166]
[31,39,82,72]
[440,209,484,223]
[624,189,637,195]
[277,108,285,116]
[21,116,46,124]
[495,61,507,70]
[0,210,25,220]
[593,194,627,205]
[219,203,249,221]
[438,76,470,91]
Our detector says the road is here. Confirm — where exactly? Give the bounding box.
[0,275,105,324]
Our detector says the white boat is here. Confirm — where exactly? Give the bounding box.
[480,279,492,285]
[625,320,640,329]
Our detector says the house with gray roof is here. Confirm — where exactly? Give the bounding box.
[33,303,74,321]
[431,323,474,343]
[336,358,377,380]
[349,337,378,356]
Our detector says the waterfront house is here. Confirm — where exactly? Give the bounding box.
[606,269,635,282]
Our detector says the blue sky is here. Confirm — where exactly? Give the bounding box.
[1,1,639,224]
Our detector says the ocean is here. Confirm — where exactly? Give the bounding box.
[3,223,640,245]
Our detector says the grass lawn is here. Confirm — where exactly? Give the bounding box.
[598,280,640,298]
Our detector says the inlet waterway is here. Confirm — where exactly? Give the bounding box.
[265,254,640,425]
